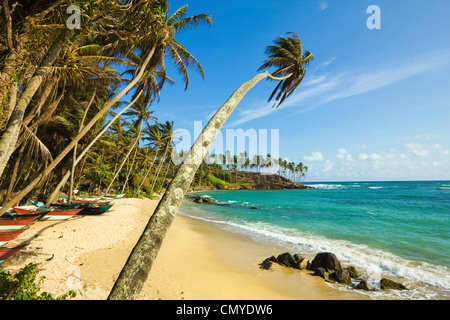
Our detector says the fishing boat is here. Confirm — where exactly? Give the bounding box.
[0,229,27,247]
[102,193,125,199]
[41,208,83,221]
[0,244,29,264]
[78,204,114,215]
[12,207,49,215]
[0,214,42,231]
[28,199,45,207]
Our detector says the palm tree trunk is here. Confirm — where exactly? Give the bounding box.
[69,91,96,202]
[108,71,272,300]
[136,148,159,195]
[106,135,139,194]
[149,143,169,195]
[0,36,66,178]
[44,92,143,207]
[0,46,155,215]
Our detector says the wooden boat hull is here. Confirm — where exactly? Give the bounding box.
[0,229,26,246]
[79,204,113,215]
[13,207,48,215]
[42,208,83,221]
[0,215,42,231]
[0,244,29,264]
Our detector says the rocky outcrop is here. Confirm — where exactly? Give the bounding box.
[259,251,409,295]
[310,252,342,272]
[258,252,310,271]
[380,278,407,290]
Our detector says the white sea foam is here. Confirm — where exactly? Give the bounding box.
[306,184,345,190]
[178,209,450,297]
[368,187,383,189]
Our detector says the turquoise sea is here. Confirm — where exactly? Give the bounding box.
[180,181,450,300]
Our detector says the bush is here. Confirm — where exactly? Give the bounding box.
[207,173,229,190]
[0,263,76,300]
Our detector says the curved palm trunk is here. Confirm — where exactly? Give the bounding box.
[0,37,66,178]
[136,148,159,195]
[149,143,169,195]
[69,91,96,203]
[106,134,140,194]
[44,92,143,207]
[0,46,155,215]
[108,71,272,300]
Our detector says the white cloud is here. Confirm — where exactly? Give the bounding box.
[358,153,383,161]
[322,160,334,172]
[441,150,449,156]
[303,152,324,161]
[404,143,430,158]
[228,49,450,127]
[337,148,353,161]
[319,2,329,10]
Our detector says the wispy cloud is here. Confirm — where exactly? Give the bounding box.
[319,2,329,11]
[227,49,450,127]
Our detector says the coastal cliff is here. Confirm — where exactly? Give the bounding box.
[190,170,313,191]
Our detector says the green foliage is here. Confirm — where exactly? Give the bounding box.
[214,171,237,183]
[0,263,76,300]
[206,173,229,190]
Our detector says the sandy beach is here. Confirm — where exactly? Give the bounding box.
[1,198,367,300]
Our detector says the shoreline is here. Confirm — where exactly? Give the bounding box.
[1,197,367,300]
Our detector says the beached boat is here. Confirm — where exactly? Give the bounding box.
[0,244,29,264]
[0,214,42,231]
[12,207,48,215]
[0,229,27,247]
[28,199,45,207]
[78,204,114,215]
[102,193,125,199]
[41,208,83,221]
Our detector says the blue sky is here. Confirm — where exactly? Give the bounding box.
[144,0,450,182]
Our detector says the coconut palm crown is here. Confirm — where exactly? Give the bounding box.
[259,32,314,107]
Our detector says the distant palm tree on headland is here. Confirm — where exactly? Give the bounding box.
[109,32,314,300]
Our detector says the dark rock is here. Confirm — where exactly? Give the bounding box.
[277,252,296,268]
[266,256,279,263]
[193,196,216,204]
[259,259,273,270]
[250,207,258,210]
[380,278,407,290]
[293,253,303,262]
[335,268,352,285]
[356,277,377,291]
[310,252,342,272]
[347,266,360,278]
[314,267,328,278]
[298,258,310,270]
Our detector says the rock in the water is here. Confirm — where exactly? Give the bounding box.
[380,278,407,290]
[356,277,377,291]
[335,268,352,285]
[298,258,310,270]
[266,256,279,263]
[277,252,296,268]
[314,267,328,278]
[310,252,342,272]
[259,259,273,270]
[347,266,360,278]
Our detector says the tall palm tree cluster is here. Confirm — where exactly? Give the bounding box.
[197,151,309,185]
[0,0,212,212]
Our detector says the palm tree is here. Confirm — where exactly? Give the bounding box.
[0,1,212,215]
[108,32,313,300]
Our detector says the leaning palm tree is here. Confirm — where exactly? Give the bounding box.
[0,1,212,216]
[108,32,314,300]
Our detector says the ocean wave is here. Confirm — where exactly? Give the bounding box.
[306,184,345,190]
[368,187,383,189]
[178,211,450,295]
[438,187,450,190]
